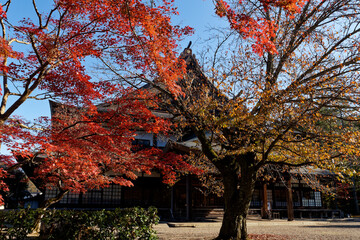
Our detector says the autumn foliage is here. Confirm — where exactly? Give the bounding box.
[2,0,360,239]
[13,91,195,196]
[215,0,308,55]
[119,0,360,239]
[0,0,193,206]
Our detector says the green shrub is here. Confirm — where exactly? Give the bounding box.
[0,208,40,240]
[0,207,159,240]
[113,207,159,240]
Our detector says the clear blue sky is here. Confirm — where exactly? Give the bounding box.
[1,0,227,154]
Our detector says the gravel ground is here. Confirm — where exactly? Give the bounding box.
[154,218,360,240]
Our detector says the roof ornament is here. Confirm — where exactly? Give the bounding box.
[186,41,192,49]
[184,41,192,55]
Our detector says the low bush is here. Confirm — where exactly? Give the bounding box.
[0,208,39,240]
[0,207,159,240]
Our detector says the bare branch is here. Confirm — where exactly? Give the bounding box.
[32,0,43,28]
[8,38,30,45]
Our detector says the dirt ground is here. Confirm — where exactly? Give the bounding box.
[154,218,360,240]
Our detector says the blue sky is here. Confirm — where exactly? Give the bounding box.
[1,0,227,154]
[173,0,226,48]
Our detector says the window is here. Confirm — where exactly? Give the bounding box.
[293,191,301,207]
[82,189,102,204]
[274,189,287,207]
[251,189,261,207]
[314,192,322,207]
[102,186,113,204]
[45,188,80,204]
[67,192,80,204]
[302,190,322,207]
[45,187,58,200]
[132,139,151,150]
[59,191,80,204]
[132,139,150,146]
[112,185,122,204]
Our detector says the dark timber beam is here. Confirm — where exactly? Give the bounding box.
[286,175,294,221]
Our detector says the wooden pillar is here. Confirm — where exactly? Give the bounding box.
[79,192,83,205]
[120,186,125,207]
[261,182,269,219]
[286,176,294,221]
[353,177,359,215]
[335,181,338,210]
[186,175,191,220]
[153,133,158,147]
[170,186,175,219]
[299,178,302,208]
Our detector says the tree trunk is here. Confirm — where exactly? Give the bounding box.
[215,153,257,240]
[32,190,68,235]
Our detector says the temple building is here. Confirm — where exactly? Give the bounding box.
[39,47,355,220]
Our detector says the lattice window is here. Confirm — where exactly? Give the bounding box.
[302,190,321,207]
[274,189,287,207]
[45,187,58,200]
[102,186,113,204]
[251,189,261,207]
[59,192,69,204]
[91,189,102,204]
[112,185,122,204]
[314,192,322,207]
[293,191,301,207]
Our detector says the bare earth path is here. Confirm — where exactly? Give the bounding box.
[154,218,360,240]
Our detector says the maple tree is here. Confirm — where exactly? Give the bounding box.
[0,0,194,208]
[105,0,360,239]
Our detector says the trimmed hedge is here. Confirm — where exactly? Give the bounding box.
[0,207,159,240]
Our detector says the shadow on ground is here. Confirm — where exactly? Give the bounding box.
[302,225,360,228]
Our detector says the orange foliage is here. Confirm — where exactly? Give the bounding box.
[145,1,360,238]
[0,0,193,204]
[215,0,308,56]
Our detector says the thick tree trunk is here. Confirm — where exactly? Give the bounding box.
[215,153,257,240]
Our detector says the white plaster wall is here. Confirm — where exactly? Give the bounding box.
[134,132,154,146]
